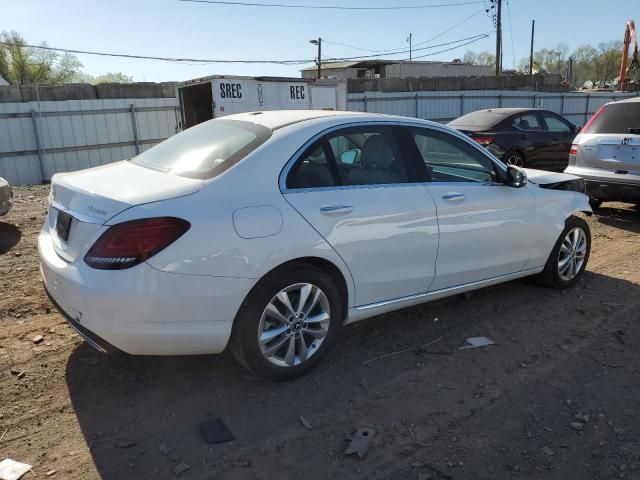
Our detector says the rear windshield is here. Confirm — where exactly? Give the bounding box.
[583,101,640,134]
[131,119,272,179]
[448,111,510,131]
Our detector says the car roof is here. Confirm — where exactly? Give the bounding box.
[613,96,640,104]
[464,108,545,116]
[221,110,394,130]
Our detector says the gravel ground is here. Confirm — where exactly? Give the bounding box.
[1,185,639,480]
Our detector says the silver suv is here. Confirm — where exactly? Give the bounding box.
[565,96,640,211]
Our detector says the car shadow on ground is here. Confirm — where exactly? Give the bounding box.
[64,269,640,479]
[0,222,22,254]
[595,205,640,233]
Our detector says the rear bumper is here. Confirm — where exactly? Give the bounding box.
[584,180,640,203]
[39,228,255,355]
[564,166,640,203]
[44,285,119,354]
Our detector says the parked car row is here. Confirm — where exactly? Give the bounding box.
[448,100,640,212]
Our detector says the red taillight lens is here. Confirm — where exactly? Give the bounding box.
[472,136,495,146]
[85,217,190,270]
[569,144,578,155]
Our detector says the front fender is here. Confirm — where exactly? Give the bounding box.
[525,187,591,269]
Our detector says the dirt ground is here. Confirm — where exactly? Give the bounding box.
[1,185,639,480]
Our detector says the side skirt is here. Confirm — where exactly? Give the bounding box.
[344,267,544,325]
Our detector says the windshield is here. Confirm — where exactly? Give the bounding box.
[448,110,511,131]
[131,119,272,179]
[582,102,640,134]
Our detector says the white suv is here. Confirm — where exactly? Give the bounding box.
[565,96,640,211]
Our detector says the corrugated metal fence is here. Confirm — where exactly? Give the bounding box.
[0,98,179,185]
[347,90,640,126]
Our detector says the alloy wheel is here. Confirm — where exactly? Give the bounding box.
[505,153,524,167]
[258,283,331,367]
[558,227,587,281]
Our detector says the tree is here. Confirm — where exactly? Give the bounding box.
[462,50,495,67]
[0,30,83,86]
[73,71,134,84]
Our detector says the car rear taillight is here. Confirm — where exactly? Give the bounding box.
[569,144,578,155]
[471,136,495,146]
[85,217,190,270]
[581,104,606,134]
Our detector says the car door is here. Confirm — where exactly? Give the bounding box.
[407,126,536,291]
[539,111,576,170]
[282,124,439,307]
[511,112,548,167]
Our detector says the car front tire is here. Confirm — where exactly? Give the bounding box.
[537,216,591,289]
[230,263,343,381]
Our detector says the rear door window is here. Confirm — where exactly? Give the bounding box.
[583,102,640,134]
[513,113,543,131]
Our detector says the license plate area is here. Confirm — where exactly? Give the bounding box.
[56,211,73,242]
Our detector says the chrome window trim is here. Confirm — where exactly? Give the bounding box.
[279,119,508,193]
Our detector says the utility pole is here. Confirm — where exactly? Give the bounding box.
[495,0,502,75]
[529,19,535,75]
[567,56,573,86]
[310,37,322,79]
[408,33,413,61]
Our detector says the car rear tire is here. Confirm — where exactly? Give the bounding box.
[536,216,591,289]
[503,150,526,168]
[230,264,343,381]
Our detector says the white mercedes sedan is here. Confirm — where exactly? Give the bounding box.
[39,110,591,380]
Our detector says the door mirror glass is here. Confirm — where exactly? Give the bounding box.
[340,149,359,165]
[506,165,527,187]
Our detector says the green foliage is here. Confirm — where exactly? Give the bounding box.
[463,50,495,66]
[0,30,83,86]
[73,71,134,84]
[467,40,624,87]
[0,31,133,86]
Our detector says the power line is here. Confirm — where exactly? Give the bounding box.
[179,0,486,10]
[412,8,486,47]
[412,34,491,59]
[0,42,311,65]
[322,8,486,54]
[324,33,491,61]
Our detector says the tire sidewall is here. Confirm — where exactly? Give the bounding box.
[548,217,591,288]
[234,265,343,380]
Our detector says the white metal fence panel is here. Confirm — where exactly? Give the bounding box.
[346,90,639,126]
[0,97,179,185]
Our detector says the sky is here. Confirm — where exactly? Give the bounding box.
[2,0,637,82]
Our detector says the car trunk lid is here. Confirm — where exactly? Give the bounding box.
[46,161,203,263]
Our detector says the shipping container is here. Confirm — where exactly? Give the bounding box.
[177,75,347,130]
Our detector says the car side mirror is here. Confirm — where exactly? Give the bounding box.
[572,124,581,133]
[506,165,527,188]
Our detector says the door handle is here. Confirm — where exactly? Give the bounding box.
[320,205,353,215]
[442,193,466,202]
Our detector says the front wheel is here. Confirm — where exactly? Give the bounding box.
[537,216,591,289]
[230,264,343,381]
